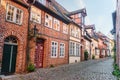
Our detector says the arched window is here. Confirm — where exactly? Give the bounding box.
[4,36,17,44]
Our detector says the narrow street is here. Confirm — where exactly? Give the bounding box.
[2,58,117,80]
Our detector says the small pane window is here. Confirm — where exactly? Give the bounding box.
[30,12,41,23]
[6,4,23,25]
[51,41,58,58]
[45,13,52,28]
[53,18,60,31]
[60,43,65,57]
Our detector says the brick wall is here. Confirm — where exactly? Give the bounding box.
[0,0,29,73]
[29,6,69,68]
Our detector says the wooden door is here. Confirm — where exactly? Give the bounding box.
[1,44,17,74]
[35,39,44,68]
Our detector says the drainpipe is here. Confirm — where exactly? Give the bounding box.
[26,5,31,69]
[26,0,35,70]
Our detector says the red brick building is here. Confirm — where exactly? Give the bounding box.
[97,33,107,58]
[0,0,29,74]
[0,0,71,74]
[28,0,70,68]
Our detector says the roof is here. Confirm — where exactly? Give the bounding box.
[85,24,95,30]
[66,8,87,17]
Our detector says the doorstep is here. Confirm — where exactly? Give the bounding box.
[0,74,20,80]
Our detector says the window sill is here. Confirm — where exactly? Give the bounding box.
[6,20,22,26]
[51,56,57,58]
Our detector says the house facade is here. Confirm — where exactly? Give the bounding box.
[28,0,70,68]
[69,23,81,63]
[84,31,92,59]
[0,0,29,74]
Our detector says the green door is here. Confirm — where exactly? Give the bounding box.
[1,44,17,74]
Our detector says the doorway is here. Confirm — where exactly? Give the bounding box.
[34,39,44,68]
[1,36,18,74]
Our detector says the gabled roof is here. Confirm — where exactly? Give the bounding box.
[66,8,87,17]
[85,24,95,30]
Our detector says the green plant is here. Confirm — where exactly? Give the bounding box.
[112,64,120,77]
[27,63,35,72]
[112,70,120,77]
[92,55,95,59]
[84,50,88,60]
[49,64,54,68]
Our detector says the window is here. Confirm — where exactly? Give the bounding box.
[60,43,65,57]
[96,49,99,55]
[6,4,23,25]
[70,25,80,38]
[76,44,80,56]
[69,42,80,56]
[51,41,58,58]
[76,28,79,38]
[30,12,41,23]
[69,42,75,56]
[53,18,60,31]
[63,23,68,34]
[45,13,52,28]
[70,26,75,36]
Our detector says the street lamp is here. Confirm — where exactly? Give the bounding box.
[29,25,38,38]
[33,25,38,37]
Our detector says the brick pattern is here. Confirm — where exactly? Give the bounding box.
[0,0,29,73]
[29,6,69,68]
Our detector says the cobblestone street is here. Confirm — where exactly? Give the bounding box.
[1,58,117,80]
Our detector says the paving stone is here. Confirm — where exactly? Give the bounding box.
[1,57,117,80]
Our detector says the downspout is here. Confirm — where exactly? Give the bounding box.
[26,5,31,69]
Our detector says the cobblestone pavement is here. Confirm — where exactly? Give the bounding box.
[1,57,117,80]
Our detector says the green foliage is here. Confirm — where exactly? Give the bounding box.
[49,64,54,68]
[84,50,89,60]
[27,63,35,72]
[112,64,120,77]
[92,55,95,59]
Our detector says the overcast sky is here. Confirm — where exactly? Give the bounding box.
[56,0,116,35]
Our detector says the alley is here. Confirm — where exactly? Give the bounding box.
[1,58,117,80]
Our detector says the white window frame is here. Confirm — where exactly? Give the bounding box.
[59,43,65,58]
[69,41,80,57]
[6,4,23,25]
[76,43,80,56]
[63,23,68,34]
[30,11,41,24]
[45,13,52,28]
[51,41,58,58]
[53,18,60,31]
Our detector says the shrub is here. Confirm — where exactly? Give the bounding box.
[27,63,35,72]
[49,64,54,68]
[84,50,89,60]
[92,55,95,59]
[112,64,120,77]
